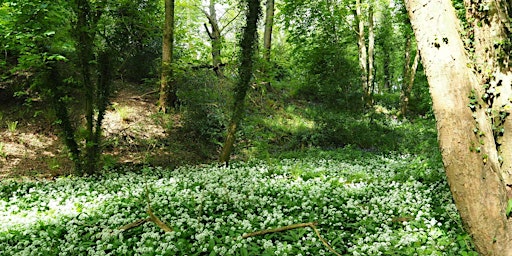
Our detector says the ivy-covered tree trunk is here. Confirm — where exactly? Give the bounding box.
[51,0,111,175]
[159,0,177,112]
[74,0,97,174]
[219,0,261,166]
[405,0,512,254]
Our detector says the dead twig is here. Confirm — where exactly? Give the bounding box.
[242,222,342,256]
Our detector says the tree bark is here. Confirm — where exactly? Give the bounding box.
[203,0,224,77]
[355,0,368,107]
[263,0,274,62]
[463,0,512,185]
[367,3,375,100]
[219,0,261,165]
[405,0,512,254]
[159,0,177,113]
[355,0,375,108]
[400,40,420,116]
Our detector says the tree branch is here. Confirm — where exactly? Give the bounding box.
[242,222,342,256]
[220,10,242,34]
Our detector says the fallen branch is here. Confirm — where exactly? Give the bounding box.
[242,222,342,256]
[117,184,173,233]
[130,90,158,100]
[147,206,173,232]
[118,218,150,231]
[242,222,317,238]
[144,183,173,232]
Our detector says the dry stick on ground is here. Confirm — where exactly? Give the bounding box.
[242,222,342,256]
[118,184,173,232]
[130,90,159,100]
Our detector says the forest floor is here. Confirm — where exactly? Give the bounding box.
[0,82,212,180]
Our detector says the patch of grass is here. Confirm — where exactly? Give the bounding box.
[0,147,476,255]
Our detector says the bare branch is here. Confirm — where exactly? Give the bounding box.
[242,222,342,256]
[220,10,242,34]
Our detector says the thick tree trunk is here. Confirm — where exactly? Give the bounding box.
[405,0,512,254]
[263,0,274,62]
[463,0,512,185]
[159,0,177,113]
[219,0,261,165]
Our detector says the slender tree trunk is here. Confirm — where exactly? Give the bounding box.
[355,0,368,107]
[405,0,512,254]
[204,0,224,77]
[400,43,420,116]
[367,3,375,99]
[219,0,261,165]
[263,0,274,62]
[159,0,177,113]
[383,52,391,91]
[75,0,99,175]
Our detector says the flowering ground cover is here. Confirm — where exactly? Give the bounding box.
[0,148,477,255]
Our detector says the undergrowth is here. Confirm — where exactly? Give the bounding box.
[0,148,476,255]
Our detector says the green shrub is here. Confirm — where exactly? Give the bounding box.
[178,70,230,146]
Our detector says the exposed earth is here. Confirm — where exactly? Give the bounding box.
[0,83,214,180]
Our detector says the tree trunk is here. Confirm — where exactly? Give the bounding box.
[159,0,177,113]
[355,0,368,107]
[263,0,274,62]
[400,43,420,116]
[204,0,224,77]
[219,0,261,165]
[463,0,512,185]
[367,3,375,100]
[405,0,512,254]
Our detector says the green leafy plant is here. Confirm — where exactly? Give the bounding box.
[0,143,6,158]
[0,147,477,255]
[6,121,18,133]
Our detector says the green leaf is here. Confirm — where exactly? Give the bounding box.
[506,199,512,216]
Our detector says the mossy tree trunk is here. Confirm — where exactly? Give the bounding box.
[405,0,512,254]
[219,0,261,166]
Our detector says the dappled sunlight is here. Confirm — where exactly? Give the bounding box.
[262,106,315,134]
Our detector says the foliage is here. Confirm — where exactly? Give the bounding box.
[0,148,476,255]
[280,0,361,109]
[178,69,230,147]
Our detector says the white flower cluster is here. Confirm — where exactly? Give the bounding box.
[0,150,474,255]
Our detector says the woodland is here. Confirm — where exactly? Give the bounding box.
[0,0,511,255]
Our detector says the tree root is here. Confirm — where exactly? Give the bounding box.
[242,222,342,256]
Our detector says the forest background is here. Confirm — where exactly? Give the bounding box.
[2,0,510,255]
